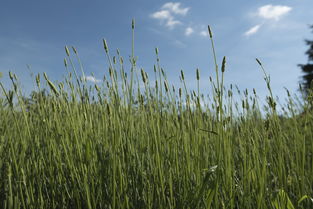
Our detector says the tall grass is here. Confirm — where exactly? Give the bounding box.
[0,21,312,209]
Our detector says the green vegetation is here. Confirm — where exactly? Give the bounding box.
[0,21,312,209]
[298,24,313,95]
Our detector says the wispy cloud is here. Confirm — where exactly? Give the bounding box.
[166,18,182,29]
[151,2,189,29]
[185,27,194,36]
[244,24,261,36]
[199,30,209,37]
[244,5,292,36]
[85,75,101,83]
[162,2,189,15]
[151,10,171,20]
[257,5,292,21]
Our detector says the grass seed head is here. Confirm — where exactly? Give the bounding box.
[47,79,59,96]
[109,68,113,78]
[72,46,77,54]
[256,58,262,66]
[64,58,68,67]
[95,84,100,92]
[132,19,135,29]
[228,90,232,97]
[36,74,40,87]
[161,68,165,77]
[103,39,109,53]
[208,25,213,38]
[196,68,200,80]
[43,72,48,81]
[9,71,14,80]
[58,82,64,90]
[141,68,146,83]
[181,70,185,80]
[221,56,226,73]
[8,90,14,106]
[145,72,148,80]
[65,46,70,56]
[164,81,169,92]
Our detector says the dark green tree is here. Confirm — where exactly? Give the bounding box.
[299,25,313,94]
[21,89,49,112]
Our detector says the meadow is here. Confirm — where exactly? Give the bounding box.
[0,21,312,209]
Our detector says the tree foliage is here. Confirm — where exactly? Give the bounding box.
[299,25,313,94]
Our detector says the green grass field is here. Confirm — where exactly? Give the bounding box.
[0,22,312,209]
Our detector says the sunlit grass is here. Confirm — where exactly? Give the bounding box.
[0,20,312,209]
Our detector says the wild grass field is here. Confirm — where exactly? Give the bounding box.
[0,21,312,209]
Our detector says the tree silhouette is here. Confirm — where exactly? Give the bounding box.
[21,89,51,112]
[299,25,313,95]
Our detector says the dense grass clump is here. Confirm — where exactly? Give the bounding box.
[0,22,313,209]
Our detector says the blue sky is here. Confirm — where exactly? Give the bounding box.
[0,0,313,106]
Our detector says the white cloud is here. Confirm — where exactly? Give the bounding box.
[185,27,194,36]
[257,5,292,21]
[151,10,172,20]
[150,2,189,29]
[166,18,182,29]
[150,10,180,29]
[85,75,101,83]
[243,5,292,36]
[162,2,189,16]
[200,30,209,37]
[244,24,261,36]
